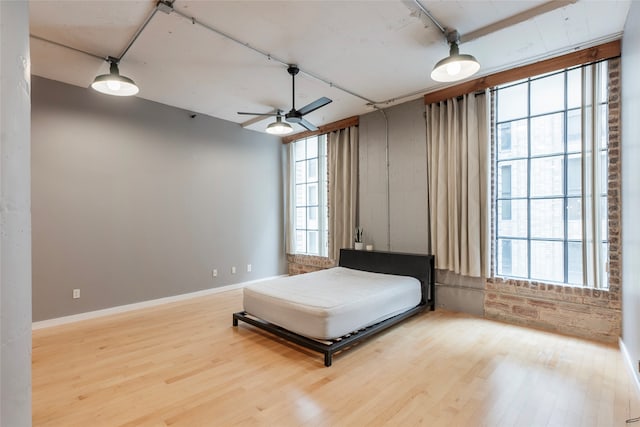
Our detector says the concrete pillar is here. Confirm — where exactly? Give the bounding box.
[0,0,33,425]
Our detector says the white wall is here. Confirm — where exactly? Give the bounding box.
[31,76,286,321]
[621,1,640,388]
[0,1,32,424]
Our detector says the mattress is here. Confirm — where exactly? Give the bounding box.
[243,267,421,340]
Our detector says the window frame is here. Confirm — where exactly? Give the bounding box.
[292,135,328,257]
[493,63,609,288]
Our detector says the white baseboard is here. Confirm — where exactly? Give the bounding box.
[619,337,640,398]
[32,275,287,330]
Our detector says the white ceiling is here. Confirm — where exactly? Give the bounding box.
[29,0,631,133]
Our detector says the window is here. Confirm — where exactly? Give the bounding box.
[494,63,609,287]
[500,165,512,220]
[293,135,328,256]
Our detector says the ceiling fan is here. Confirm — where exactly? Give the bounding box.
[238,65,332,132]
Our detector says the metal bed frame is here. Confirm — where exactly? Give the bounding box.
[232,248,435,367]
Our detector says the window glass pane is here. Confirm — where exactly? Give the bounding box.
[501,200,512,221]
[567,68,582,109]
[307,230,318,254]
[307,207,318,230]
[497,159,527,198]
[531,156,563,197]
[295,184,306,206]
[601,196,608,241]
[500,165,512,197]
[599,150,608,192]
[499,239,512,276]
[307,158,318,182]
[295,141,305,161]
[497,199,527,238]
[530,240,564,282]
[567,154,582,196]
[599,104,608,149]
[567,197,582,240]
[498,82,528,122]
[497,238,528,278]
[296,207,306,229]
[531,113,564,156]
[295,230,306,253]
[531,73,565,115]
[307,183,318,206]
[568,241,583,285]
[497,119,528,159]
[295,161,306,183]
[531,198,564,239]
[567,109,581,152]
[306,137,318,159]
[598,62,608,104]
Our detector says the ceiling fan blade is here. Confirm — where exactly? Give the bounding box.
[237,111,280,116]
[297,97,332,116]
[298,117,319,132]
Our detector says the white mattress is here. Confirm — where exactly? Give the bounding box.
[243,267,421,340]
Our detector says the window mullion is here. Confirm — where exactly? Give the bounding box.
[563,70,569,284]
[526,79,532,280]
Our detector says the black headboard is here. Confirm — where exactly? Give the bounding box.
[338,248,435,308]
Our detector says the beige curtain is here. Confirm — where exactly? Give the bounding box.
[426,91,490,277]
[582,63,606,288]
[283,142,296,254]
[328,126,358,261]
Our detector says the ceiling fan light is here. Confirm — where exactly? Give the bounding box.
[430,41,480,83]
[266,116,293,135]
[91,61,139,96]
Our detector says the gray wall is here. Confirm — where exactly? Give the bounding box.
[1,1,32,424]
[359,99,428,253]
[31,76,286,321]
[358,98,484,316]
[622,2,640,386]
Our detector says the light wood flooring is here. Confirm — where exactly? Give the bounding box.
[33,289,640,426]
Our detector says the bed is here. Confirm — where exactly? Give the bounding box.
[232,248,435,366]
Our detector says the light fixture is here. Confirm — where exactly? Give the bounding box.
[431,30,480,83]
[265,115,293,135]
[91,58,139,96]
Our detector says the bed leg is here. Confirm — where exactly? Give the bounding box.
[232,315,238,327]
[324,352,332,367]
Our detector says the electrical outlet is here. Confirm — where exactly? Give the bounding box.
[72,289,80,299]
[231,266,236,274]
[247,264,252,272]
[212,269,217,278]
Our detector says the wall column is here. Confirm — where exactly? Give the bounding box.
[0,0,33,425]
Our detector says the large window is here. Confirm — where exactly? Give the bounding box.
[293,135,328,256]
[495,63,609,287]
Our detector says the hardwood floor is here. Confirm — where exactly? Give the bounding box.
[33,289,640,426]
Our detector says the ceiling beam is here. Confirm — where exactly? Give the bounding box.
[281,116,359,144]
[460,0,577,44]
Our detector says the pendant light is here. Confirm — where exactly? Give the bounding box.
[265,114,293,135]
[91,58,139,96]
[431,30,480,83]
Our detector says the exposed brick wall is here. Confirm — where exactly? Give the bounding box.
[286,254,335,275]
[484,58,622,343]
